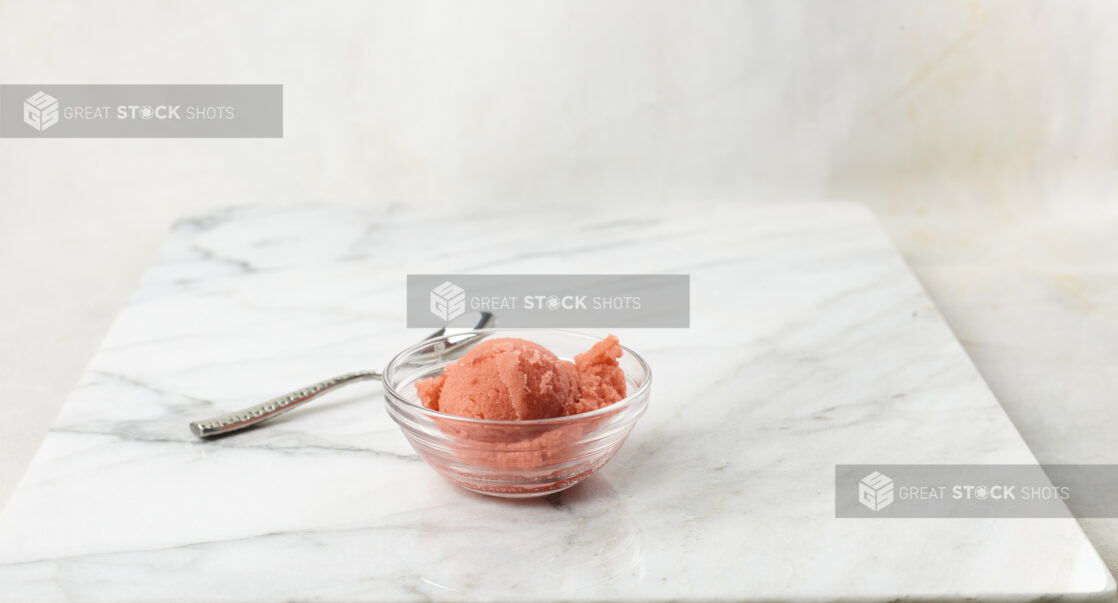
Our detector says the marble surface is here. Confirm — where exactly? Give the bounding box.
[0,203,1111,601]
[872,203,1118,578]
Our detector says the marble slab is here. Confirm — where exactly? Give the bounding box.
[0,203,1111,602]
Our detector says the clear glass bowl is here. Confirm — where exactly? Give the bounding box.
[383,329,651,497]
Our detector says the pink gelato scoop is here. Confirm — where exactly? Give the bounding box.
[416,335,627,420]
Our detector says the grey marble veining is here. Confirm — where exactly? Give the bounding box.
[0,203,1110,601]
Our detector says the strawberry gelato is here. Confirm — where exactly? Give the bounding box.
[416,335,627,420]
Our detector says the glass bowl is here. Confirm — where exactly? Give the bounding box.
[383,329,651,497]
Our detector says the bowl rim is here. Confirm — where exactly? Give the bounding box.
[382,328,652,426]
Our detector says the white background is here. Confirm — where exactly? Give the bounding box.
[1,0,1117,576]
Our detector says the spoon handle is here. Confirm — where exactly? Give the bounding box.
[189,370,381,438]
[189,312,497,439]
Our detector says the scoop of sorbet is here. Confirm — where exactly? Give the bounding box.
[415,335,627,420]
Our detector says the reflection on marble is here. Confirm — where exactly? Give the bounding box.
[409,477,645,598]
[0,204,1111,601]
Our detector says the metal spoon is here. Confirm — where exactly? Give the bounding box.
[188,312,496,438]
